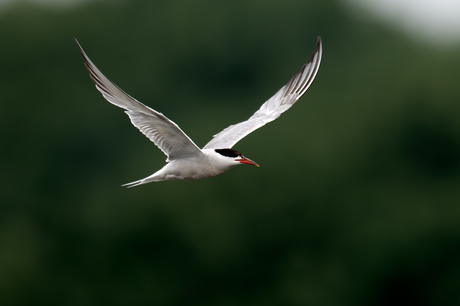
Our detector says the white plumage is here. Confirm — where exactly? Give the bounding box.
[76,37,322,187]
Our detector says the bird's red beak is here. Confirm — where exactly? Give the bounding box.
[237,157,259,167]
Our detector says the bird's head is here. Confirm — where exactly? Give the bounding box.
[214,149,259,167]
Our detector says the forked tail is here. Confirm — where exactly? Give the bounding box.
[122,174,163,188]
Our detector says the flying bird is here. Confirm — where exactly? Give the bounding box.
[76,37,322,187]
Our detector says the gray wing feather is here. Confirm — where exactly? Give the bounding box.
[203,36,322,150]
[76,39,203,161]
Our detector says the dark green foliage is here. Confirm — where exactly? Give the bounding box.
[1,0,460,305]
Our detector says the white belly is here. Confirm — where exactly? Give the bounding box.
[154,156,232,181]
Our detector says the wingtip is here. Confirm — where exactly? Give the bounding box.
[316,36,322,51]
[74,37,82,48]
[74,37,87,58]
[303,36,322,67]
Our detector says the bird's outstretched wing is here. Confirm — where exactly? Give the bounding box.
[76,39,203,161]
[203,37,322,150]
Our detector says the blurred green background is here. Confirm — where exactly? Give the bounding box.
[1,0,460,305]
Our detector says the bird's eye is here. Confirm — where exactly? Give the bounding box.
[215,149,241,158]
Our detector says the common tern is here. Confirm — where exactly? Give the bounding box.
[76,37,322,187]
